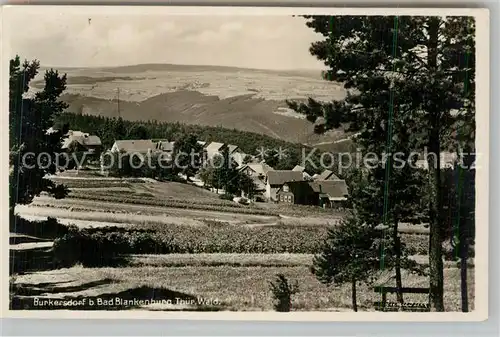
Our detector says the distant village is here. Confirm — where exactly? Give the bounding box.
[57,129,352,208]
[58,129,464,209]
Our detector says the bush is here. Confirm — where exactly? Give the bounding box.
[10,216,68,239]
[269,274,299,312]
[219,193,234,201]
[53,224,331,267]
[53,226,134,267]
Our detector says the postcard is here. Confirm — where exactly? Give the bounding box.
[1,5,489,321]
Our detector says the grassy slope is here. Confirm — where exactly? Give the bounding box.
[13,262,473,311]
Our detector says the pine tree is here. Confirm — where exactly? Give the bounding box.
[311,211,380,312]
[289,16,475,311]
[173,133,203,181]
[9,56,70,220]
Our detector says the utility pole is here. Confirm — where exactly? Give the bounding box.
[117,87,121,118]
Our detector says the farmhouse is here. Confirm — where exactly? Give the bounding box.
[265,170,304,201]
[156,140,175,153]
[276,179,349,208]
[238,162,273,196]
[61,130,102,154]
[205,142,226,161]
[111,140,157,154]
[204,141,245,167]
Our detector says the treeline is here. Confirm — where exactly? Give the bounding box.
[54,112,338,175]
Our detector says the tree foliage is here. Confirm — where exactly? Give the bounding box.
[172,133,203,180]
[9,56,70,213]
[290,15,475,312]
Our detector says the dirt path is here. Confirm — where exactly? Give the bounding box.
[26,196,280,224]
[16,206,207,227]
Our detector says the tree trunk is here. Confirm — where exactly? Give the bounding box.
[427,16,445,312]
[393,222,404,306]
[351,278,358,312]
[460,242,469,312]
[427,135,445,312]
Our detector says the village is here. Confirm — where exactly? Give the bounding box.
[59,129,350,209]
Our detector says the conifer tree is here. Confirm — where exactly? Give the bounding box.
[9,56,70,219]
[290,16,475,311]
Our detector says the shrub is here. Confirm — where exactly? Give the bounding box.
[269,274,299,312]
[10,216,68,239]
[53,226,135,267]
[219,193,234,201]
[53,224,330,267]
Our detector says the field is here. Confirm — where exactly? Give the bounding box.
[12,255,473,311]
[11,173,473,312]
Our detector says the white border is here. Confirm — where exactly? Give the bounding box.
[0,5,490,322]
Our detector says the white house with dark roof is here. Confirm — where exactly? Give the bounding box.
[61,130,102,154]
[238,162,274,195]
[111,140,157,154]
[205,142,226,161]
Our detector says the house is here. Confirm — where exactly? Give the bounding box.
[238,162,274,196]
[276,179,349,208]
[276,181,317,205]
[111,140,157,155]
[61,130,102,154]
[157,141,174,152]
[315,169,340,181]
[310,180,349,208]
[265,170,304,201]
[205,142,227,161]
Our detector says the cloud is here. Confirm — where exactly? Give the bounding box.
[5,10,325,70]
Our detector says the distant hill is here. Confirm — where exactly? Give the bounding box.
[41,63,324,79]
[62,91,349,145]
[41,63,349,146]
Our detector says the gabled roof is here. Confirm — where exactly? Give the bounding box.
[292,165,305,172]
[243,162,273,176]
[228,144,239,154]
[62,133,102,149]
[231,152,247,167]
[205,142,226,159]
[316,169,340,181]
[112,139,156,153]
[309,180,348,199]
[206,142,225,152]
[267,170,304,186]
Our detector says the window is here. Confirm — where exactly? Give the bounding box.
[280,195,284,202]
[287,195,291,203]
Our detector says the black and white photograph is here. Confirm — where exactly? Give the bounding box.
[2,6,489,320]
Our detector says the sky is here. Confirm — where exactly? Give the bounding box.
[5,7,326,70]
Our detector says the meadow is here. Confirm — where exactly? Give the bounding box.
[10,174,473,312]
